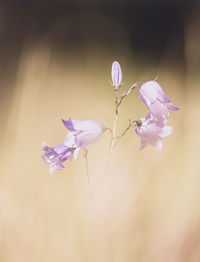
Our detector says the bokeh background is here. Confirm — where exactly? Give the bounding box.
[1,1,200,261]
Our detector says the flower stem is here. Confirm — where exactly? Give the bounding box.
[102,82,138,179]
[110,113,118,153]
[117,120,137,139]
[110,91,119,153]
[102,93,119,179]
[83,149,93,200]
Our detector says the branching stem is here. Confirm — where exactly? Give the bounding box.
[117,120,137,139]
[110,82,138,152]
[102,82,139,179]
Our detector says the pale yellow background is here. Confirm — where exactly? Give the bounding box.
[1,6,200,262]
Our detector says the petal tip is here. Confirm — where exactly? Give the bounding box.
[49,165,56,176]
[62,118,75,131]
[42,141,48,150]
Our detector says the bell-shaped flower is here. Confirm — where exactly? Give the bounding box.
[134,113,173,151]
[140,80,179,125]
[111,61,122,90]
[42,142,75,176]
[62,119,103,160]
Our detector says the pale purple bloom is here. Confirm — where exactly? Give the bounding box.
[111,61,122,89]
[140,81,179,125]
[134,113,173,151]
[42,142,75,176]
[62,119,103,160]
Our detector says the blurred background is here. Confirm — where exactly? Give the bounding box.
[1,0,200,261]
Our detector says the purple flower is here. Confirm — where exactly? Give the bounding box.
[62,119,103,160]
[134,113,173,151]
[140,81,179,125]
[111,61,122,90]
[42,142,75,175]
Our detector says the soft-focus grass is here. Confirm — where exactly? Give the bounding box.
[0,12,200,262]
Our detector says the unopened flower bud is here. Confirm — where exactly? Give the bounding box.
[111,61,122,91]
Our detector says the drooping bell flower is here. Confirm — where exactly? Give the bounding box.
[62,119,103,160]
[140,80,179,125]
[111,61,122,91]
[134,113,173,151]
[42,142,75,176]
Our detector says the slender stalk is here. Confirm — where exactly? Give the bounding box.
[117,120,137,139]
[102,94,119,179]
[83,149,93,200]
[117,82,138,107]
[117,123,132,139]
[110,113,118,153]
[110,91,119,153]
[102,82,138,179]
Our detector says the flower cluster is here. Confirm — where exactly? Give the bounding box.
[42,119,103,175]
[135,80,179,151]
[42,61,179,175]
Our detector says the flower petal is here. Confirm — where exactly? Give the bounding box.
[159,125,173,137]
[140,81,179,124]
[154,139,163,151]
[62,118,76,131]
[140,139,148,150]
[42,142,74,175]
[167,103,180,111]
[74,147,81,160]
[63,119,102,132]
[135,112,173,151]
[140,81,161,105]
[149,100,169,122]
[42,141,49,151]
[49,165,57,176]
[74,128,102,148]
[64,132,76,147]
